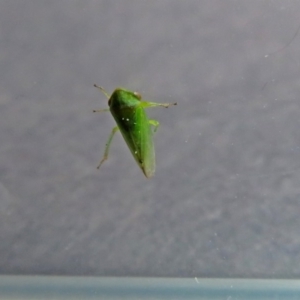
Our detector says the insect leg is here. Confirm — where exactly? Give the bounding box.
[94,84,110,99]
[93,108,110,113]
[141,101,177,109]
[97,126,119,169]
[149,119,160,133]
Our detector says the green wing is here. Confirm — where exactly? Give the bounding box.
[111,105,155,178]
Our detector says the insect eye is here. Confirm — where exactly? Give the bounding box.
[134,92,142,100]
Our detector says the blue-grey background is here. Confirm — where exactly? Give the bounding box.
[1,0,300,278]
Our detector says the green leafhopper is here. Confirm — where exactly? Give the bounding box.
[93,85,177,178]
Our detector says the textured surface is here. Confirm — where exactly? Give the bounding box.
[1,1,300,277]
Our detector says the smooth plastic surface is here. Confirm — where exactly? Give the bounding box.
[1,276,300,299]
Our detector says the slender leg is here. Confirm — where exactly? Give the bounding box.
[149,119,160,133]
[97,126,119,169]
[94,84,110,99]
[93,84,110,112]
[141,101,177,109]
[93,108,110,113]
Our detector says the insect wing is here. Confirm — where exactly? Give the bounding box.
[111,105,155,178]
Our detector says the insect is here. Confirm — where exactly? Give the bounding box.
[93,85,177,178]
